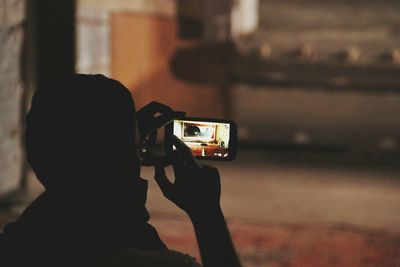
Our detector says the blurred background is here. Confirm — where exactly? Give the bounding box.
[1,0,400,266]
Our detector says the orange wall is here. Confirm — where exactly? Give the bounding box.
[111,12,223,118]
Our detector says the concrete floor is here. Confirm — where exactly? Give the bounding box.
[141,150,400,233]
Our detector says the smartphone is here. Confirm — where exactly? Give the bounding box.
[165,117,237,161]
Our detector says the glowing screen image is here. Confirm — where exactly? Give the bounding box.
[173,120,231,158]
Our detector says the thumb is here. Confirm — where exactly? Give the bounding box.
[154,166,174,199]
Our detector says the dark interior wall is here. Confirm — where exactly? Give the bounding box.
[0,0,25,197]
[0,0,76,198]
[31,0,76,89]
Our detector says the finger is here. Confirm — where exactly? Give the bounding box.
[154,166,175,199]
[150,111,185,130]
[137,102,173,135]
[169,135,197,167]
[141,154,172,167]
[171,150,186,179]
[202,164,220,178]
[139,102,174,116]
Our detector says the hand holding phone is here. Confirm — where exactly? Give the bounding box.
[136,102,237,164]
[155,136,222,216]
[136,102,185,166]
[154,137,242,267]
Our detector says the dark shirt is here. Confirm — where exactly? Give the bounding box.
[0,177,165,267]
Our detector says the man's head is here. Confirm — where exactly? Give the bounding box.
[26,74,138,190]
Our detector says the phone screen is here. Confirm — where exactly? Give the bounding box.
[169,118,236,160]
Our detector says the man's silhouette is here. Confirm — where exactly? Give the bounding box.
[0,74,241,267]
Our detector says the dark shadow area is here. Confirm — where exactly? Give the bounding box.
[0,75,167,266]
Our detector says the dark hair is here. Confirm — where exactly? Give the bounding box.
[26,74,137,190]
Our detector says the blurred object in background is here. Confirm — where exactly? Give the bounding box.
[77,0,232,119]
[76,0,260,120]
[75,0,399,161]
[232,0,400,161]
[231,0,259,38]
